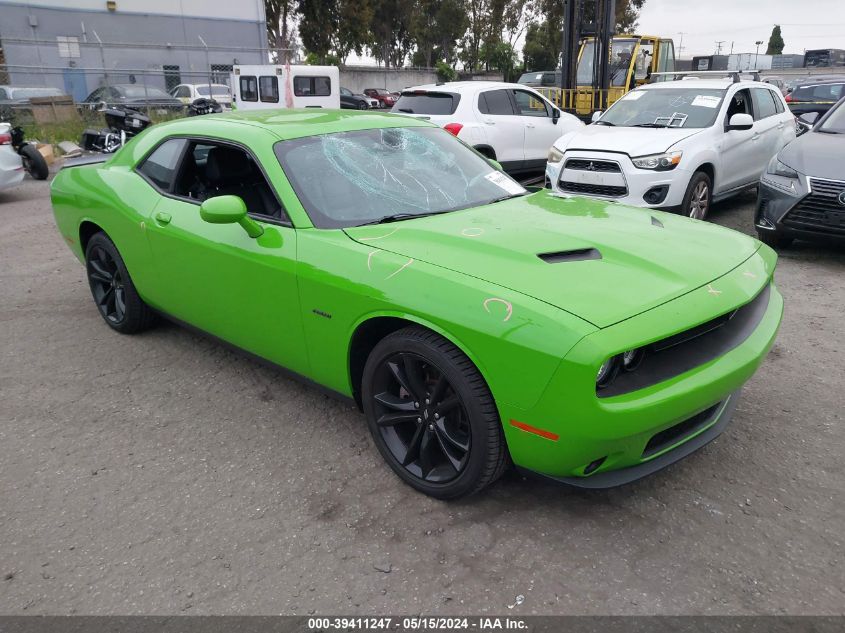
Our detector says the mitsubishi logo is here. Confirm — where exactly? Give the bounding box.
[586,162,597,171]
[838,191,845,206]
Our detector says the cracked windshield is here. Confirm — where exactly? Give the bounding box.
[274,127,527,229]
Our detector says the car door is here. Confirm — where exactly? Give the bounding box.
[510,88,559,169]
[750,87,785,174]
[476,88,525,170]
[718,88,759,191]
[137,136,310,375]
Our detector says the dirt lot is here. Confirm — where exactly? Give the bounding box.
[1,175,843,616]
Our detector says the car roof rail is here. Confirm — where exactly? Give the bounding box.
[650,70,761,83]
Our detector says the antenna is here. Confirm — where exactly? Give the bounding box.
[715,41,725,55]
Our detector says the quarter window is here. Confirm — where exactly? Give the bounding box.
[293,76,331,97]
[239,76,258,102]
[259,76,279,103]
[478,89,514,115]
[137,138,187,191]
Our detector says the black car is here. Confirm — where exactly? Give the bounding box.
[786,78,844,118]
[82,84,184,111]
[339,87,372,110]
[756,96,845,248]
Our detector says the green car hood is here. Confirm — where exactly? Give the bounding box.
[343,191,760,328]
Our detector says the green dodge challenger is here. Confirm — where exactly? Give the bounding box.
[51,110,783,498]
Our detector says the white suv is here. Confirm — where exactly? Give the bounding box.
[392,81,583,176]
[546,78,796,219]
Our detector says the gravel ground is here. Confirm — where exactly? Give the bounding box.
[0,176,843,616]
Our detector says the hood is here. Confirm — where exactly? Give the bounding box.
[557,124,705,157]
[344,192,759,328]
[779,131,845,181]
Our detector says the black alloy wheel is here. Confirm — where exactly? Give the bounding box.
[84,232,155,334]
[362,327,508,498]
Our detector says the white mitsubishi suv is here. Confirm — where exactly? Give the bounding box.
[546,78,796,219]
[392,81,583,177]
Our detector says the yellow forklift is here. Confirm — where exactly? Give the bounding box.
[532,0,676,119]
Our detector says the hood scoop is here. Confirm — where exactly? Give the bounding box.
[538,248,602,263]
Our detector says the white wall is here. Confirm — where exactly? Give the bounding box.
[0,0,264,21]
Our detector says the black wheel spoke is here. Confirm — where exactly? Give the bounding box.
[401,354,428,401]
[377,410,420,427]
[418,431,435,478]
[432,427,464,472]
[114,288,126,320]
[429,374,448,406]
[437,395,460,414]
[98,286,114,307]
[400,424,426,466]
[88,259,112,283]
[387,360,417,400]
[434,418,469,453]
[374,391,416,412]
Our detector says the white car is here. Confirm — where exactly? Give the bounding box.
[546,78,796,219]
[170,83,232,107]
[392,81,583,176]
[0,122,25,192]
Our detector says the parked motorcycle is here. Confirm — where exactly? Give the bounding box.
[7,125,49,180]
[81,104,151,154]
[187,98,223,117]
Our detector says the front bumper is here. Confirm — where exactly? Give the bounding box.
[546,151,691,210]
[498,246,783,485]
[757,175,845,242]
[0,146,25,190]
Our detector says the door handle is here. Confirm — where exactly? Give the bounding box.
[526,122,536,128]
[155,211,172,225]
[777,122,784,129]
[751,133,760,141]
[483,119,495,125]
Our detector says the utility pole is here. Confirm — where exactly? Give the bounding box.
[715,40,724,55]
[755,40,764,69]
[677,32,686,58]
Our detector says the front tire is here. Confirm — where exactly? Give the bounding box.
[682,171,712,220]
[757,230,794,249]
[362,327,508,499]
[85,232,155,334]
[20,144,49,180]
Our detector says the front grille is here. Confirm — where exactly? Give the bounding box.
[642,403,721,459]
[783,178,845,235]
[599,283,772,398]
[564,158,621,173]
[560,182,628,197]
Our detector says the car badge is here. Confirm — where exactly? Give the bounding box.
[838,191,845,206]
[586,162,596,171]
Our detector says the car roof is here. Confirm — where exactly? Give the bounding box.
[153,108,433,141]
[400,81,536,93]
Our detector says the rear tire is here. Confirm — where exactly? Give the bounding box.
[757,230,794,249]
[85,232,155,334]
[682,171,712,220]
[362,327,508,499]
[20,144,49,180]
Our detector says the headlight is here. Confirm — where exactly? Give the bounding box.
[766,155,798,179]
[596,347,646,390]
[548,146,564,163]
[631,150,683,171]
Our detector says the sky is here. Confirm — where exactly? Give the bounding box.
[637,0,845,58]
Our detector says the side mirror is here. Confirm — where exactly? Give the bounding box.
[727,113,754,131]
[798,112,819,125]
[551,107,561,124]
[488,158,504,172]
[200,195,263,238]
[591,110,603,123]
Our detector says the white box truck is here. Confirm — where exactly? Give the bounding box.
[231,65,340,110]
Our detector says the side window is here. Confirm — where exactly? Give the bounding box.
[478,89,514,115]
[172,141,283,220]
[635,42,654,80]
[239,76,258,102]
[293,76,331,97]
[137,138,187,191]
[752,88,777,120]
[725,89,752,120]
[259,76,279,103]
[511,90,549,117]
[771,89,785,113]
[175,86,190,98]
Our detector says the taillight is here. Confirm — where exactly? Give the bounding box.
[785,93,792,102]
[0,133,11,145]
[444,123,463,136]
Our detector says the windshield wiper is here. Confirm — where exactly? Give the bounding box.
[356,210,449,226]
[593,120,615,126]
[488,192,529,204]
[632,122,669,128]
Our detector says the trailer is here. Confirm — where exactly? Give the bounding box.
[231,65,340,110]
